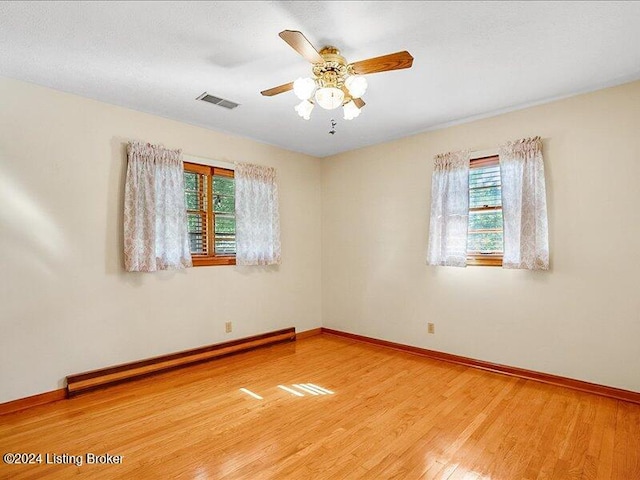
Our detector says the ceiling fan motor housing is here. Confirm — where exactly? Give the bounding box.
[313,46,352,90]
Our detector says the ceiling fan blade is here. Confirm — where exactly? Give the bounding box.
[350,51,414,75]
[279,30,325,64]
[353,98,366,109]
[261,82,294,96]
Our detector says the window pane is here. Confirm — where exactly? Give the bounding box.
[468,232,503,253]
[215,238,236,255]
[213,195,235,214]
[187,213,205,254]
[214,215,235,235]
[184,171,197,191]
[213,176,234,196]
[185,192,202,210]
[469,166,500,188]
[189,235,205,254]
[470,186,501,208]
[184,172,206,211]
[187,213,203,233]
[469,210,503,231]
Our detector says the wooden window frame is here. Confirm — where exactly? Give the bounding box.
[467,155,503,267]
[184,161,236,267]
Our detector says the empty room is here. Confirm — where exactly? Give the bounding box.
[1,1,639,479]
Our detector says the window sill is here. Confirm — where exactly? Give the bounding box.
[192,256,236,267]
[467,256,503,267]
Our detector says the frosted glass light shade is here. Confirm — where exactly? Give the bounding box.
[345,75,368,98]
[343,100,361,120]
[294,100,314,120]
[293,77,316,100]
[315,87,344,110]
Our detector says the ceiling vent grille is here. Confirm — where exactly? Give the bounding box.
[196,92,239,109]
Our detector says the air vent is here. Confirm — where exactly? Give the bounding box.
[196,92,239,109]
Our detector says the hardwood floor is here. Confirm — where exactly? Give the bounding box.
[1,335,639,479]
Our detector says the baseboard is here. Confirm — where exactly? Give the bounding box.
[9,326,636,413]
[0,388,67,416]
[296,327,322,339]
[67,327,296,397]
[321,328,640,405]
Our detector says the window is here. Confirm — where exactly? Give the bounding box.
[183,162,236,266]
[467,155,503,266]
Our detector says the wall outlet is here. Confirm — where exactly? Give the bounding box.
[225,322,232,333]
[427,323,435,334]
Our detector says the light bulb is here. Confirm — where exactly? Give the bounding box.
[345,75,367,98]
[314,87,344,110]
[294,100,314,120]
[293,77,316,100]
[343,100,361,120]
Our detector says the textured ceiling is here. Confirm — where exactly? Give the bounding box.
[1,1,640,157]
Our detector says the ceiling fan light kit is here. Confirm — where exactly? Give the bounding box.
[293,77,316,101]
[344,75,367,98]
[314,86,344,110]
[262,30,413,123]
[343,100,361,120]
[294,99,314,120]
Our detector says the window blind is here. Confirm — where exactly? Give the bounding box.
[468,157,503,255]
[183,162,236,265]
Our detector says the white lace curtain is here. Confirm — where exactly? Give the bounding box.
[499,137,549,270]
[235,162,281,266]
[426,150,470,267]
[123,142,192,272]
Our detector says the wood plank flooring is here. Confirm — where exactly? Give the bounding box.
[1,335,639,479]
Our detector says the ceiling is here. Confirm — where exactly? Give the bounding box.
[1,1,640,158]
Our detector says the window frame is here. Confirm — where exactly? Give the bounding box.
[184,161,236,267]
[467,155,503,267]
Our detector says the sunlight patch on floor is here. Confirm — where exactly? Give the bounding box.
[239,388,263,400]
[240,383,335,399]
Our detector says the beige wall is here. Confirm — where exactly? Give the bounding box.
[322,80,640,392]
[2,77,639,404]
[0,77,322,403]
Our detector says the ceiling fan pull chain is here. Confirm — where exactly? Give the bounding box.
[329,119,337,135]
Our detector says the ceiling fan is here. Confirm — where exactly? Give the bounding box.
[261,30,414,121]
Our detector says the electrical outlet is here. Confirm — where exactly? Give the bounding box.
[427,323,435,334]
[225,322,232,333]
